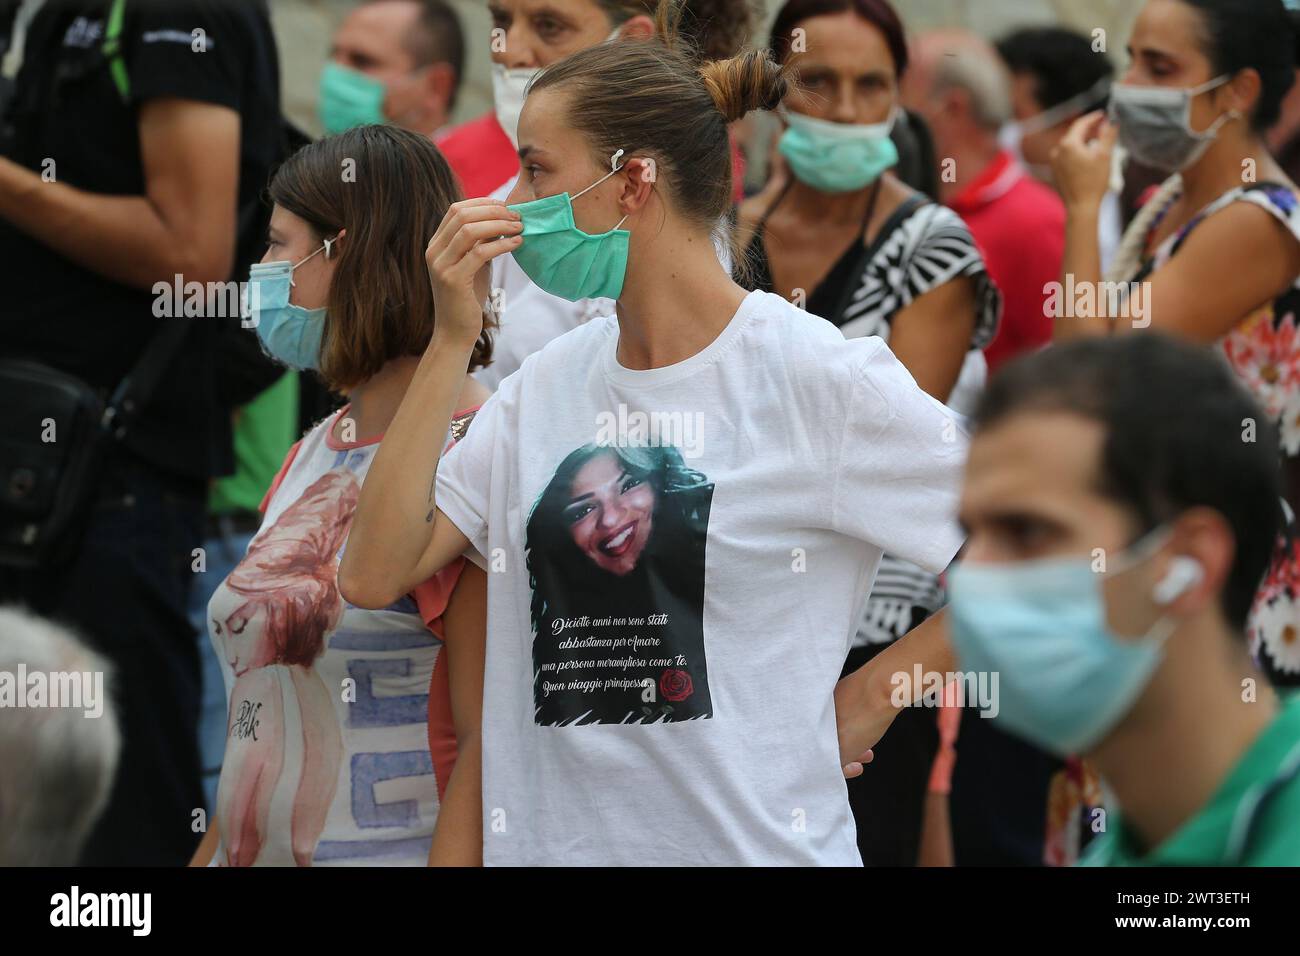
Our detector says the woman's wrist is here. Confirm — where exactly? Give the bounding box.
[1064,197,1104,222]
[429,325,481,356]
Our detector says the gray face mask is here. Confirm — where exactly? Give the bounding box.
[1108,75,1239,173]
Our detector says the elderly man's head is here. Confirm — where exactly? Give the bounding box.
[0,606,120,866]
[901,29,1012,166]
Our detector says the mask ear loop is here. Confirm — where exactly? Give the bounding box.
[571,150,630,230]
[289,231,345,287]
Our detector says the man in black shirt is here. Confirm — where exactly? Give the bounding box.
[0,0,283,865]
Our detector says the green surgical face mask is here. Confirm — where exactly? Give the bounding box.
[778,107,900,193]
[318,62,387,135]
[506,151,631,302]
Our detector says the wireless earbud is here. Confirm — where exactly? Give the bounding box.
[1153,556,1204,606]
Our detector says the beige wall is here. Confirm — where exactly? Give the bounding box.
[275,0,1140,136]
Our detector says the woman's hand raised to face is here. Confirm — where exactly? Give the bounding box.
[1051,110,1119,212]
[425,198,524,348]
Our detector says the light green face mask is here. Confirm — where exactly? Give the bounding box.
[318,62,387,135]
[778,107,900,193]
[506,151,631,302]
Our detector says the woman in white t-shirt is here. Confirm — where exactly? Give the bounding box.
[189,126,491,867]
[342,10,965,866]
[466,0,757,389]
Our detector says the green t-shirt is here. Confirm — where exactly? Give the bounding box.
[1081,693,1300,866]
[209,371,298,516]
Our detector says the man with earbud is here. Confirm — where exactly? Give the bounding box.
[944,333,1300,866]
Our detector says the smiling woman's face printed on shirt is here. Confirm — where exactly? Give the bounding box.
[562,448,657,576]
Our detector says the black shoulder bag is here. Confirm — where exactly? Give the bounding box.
[0,0,195,569]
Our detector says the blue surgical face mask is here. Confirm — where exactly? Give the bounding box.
[243,238,337,370]
[947,528,1190,756]
[507,152,631,302]
[778,107,900,193]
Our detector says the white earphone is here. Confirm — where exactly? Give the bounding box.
[1153,556,1204,606]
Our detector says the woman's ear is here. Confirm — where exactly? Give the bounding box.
[325,227,348,260]
[1227,69,1262,119]
[619,157,657,215]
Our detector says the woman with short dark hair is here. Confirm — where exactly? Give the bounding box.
[190,124,491,866]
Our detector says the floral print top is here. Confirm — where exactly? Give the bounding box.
[1136,182,1300,685]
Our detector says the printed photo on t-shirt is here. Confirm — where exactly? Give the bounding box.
[525,442,714,726]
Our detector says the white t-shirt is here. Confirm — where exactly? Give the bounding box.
[437,289,967,866]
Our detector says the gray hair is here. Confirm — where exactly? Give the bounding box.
[0,606,120,866]
[933,45,1012,131]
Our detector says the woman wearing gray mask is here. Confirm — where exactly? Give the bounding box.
[1053,0,1300,688]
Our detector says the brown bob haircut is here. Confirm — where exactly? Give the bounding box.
[267,124,492,390]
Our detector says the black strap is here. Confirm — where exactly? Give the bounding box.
[825,193,929,326]
[750,178,885,309]
[103,317,196,437]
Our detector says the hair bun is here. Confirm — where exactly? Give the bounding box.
[698,49,788,123]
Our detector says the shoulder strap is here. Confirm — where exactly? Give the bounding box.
[102,0,130,102]
[103,317,195,437]
[825,193,929,325]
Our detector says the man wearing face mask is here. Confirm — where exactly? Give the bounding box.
[319,0,463,138]
[996,28,1115,185]
[902,30,1065,376]
[994,26,1131,277]
[950,334,1300,866]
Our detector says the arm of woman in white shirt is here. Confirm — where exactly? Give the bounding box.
[339,199,524,609]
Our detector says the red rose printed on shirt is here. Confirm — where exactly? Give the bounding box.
[660,669,694,703]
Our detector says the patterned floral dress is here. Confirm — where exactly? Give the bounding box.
[1134,182,1300,687]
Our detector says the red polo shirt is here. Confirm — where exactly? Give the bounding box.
[435,112,519,199]
[949,150,1065,373]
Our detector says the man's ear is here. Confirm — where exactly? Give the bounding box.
[943,86,972,124]
[1160,507,1235,619]
[423,62,457,120]
[618,15,655,41]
